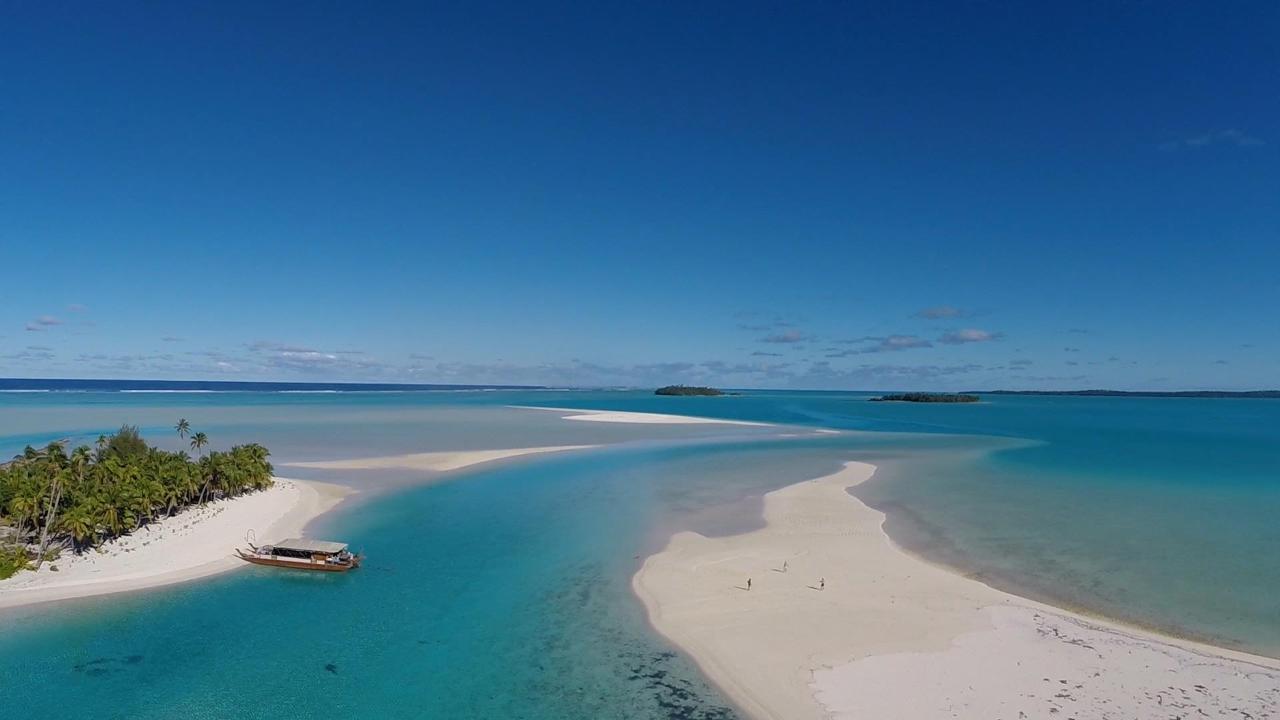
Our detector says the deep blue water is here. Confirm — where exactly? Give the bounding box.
[0,377,542,392]
[1,388,1278,718]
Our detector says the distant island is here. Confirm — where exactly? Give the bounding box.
[974,390,1280,399]
[655,385,724,397]
[870,393,980,403]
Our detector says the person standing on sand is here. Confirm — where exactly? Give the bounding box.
[782,560,788,573]
[747,578,752,591]
[819,577,825,591]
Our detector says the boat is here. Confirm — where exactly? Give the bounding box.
[236,538,362,572]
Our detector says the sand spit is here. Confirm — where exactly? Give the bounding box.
[281,445,599,472]
[634,462,1280,719]
[512,406,772,426]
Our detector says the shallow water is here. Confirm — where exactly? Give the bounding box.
[1,388,1278,717]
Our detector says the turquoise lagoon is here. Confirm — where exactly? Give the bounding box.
[0,389,1278,718]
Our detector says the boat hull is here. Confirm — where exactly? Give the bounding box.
[236,550,359,572]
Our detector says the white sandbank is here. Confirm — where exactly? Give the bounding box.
[280,444,598,472]
[634,462,1280,719]
[0,478,349,611]
[512,406,771,426]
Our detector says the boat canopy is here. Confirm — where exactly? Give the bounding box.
[273,538,348,554]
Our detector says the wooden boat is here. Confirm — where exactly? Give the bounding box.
[236,538,361,572]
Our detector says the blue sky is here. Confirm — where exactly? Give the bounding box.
[2,2,1276,390]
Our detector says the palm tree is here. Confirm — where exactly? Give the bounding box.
[8,493,36,540]
[34,468,66,569]
[98,483,129,537]
[175,418,190,442]
[1,423,277,567]
[40,441,68,470]
[70,445,92,480]
[57,506,96,551]
[196,452,216,505]
[189,432,208,458]
[174,457,200,506]
[188,432,211,504]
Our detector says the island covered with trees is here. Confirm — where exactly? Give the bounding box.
[870,393,980,403]
[655,385,725,396]
[976,389,1280,399]
[0,419,273,579]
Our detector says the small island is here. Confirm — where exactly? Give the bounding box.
[655,385,724,397]
[976,389,1280,399]
[0,420,273,579]
[870,392,980,403]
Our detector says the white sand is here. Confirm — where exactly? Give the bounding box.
[0,478,349,610]
[513,406,771,426]
[0,444,594,611]
[634,462,1280,720]
[280,444,598,472]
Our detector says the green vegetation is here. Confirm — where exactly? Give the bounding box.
[655,385,724,396]
[0,419,273,579]
[870,392,980,403]
[976,389,1280,399]
[0,543,28,579]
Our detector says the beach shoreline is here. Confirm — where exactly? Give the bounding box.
[0,443,604,612]
[633,462,1280,719]
[0,408,747,613]
[0,477,350,611]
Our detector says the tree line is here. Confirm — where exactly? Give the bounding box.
[655,385,724,396]
[0,419,273,578]
[869,393,981,403]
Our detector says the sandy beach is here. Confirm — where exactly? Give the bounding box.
[0,426,670,612]
[513,406,771,426]
[280,444,599,472]
[0,478,349,610]
[281,406,777,475]
[634,462,1280,719]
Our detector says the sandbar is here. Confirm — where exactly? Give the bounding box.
[634,462,1280,719]
[280,444,599,472]
[513,406,771,426]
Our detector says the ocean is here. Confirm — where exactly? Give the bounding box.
[0,384,1277,718]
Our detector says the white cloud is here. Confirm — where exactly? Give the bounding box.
[915,305,964,319]
[829,335,933,356]
[760,330,809,344]
[2,349,55,361]
[938,328,1002,345]
[1162,129,1265,150]
[25,315,63,331]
